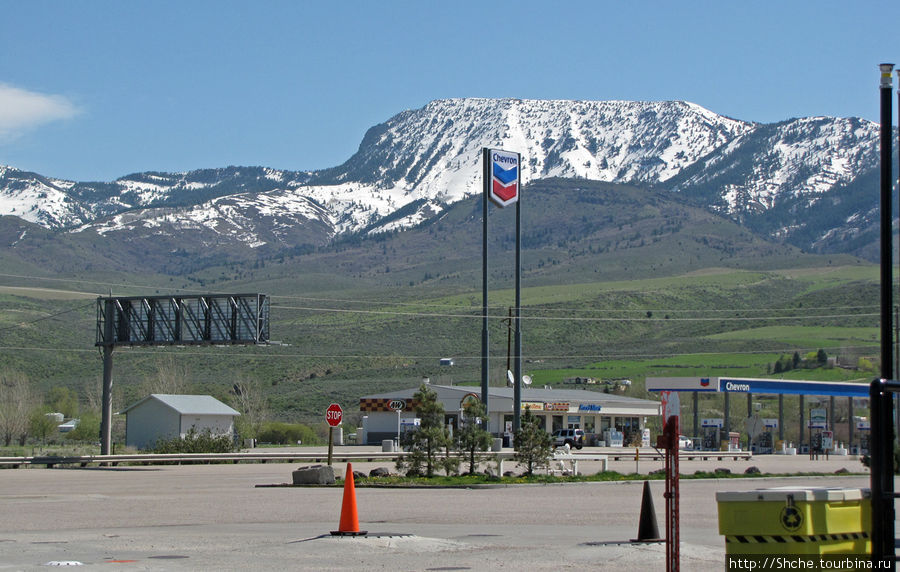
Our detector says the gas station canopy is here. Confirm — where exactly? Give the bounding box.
[646,377,870,398]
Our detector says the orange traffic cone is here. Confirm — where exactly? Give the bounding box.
[331,462,367,536]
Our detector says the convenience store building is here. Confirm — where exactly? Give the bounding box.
[357,384,660,446]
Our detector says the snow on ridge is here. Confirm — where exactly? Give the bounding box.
[0,169,82,228]
[728,117,877,213]
[76,186,338,248]
[355,97,755,211]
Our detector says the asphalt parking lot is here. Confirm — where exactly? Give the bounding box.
[0,449,881,571]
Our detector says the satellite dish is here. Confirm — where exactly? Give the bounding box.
[523,375,532,386]
[506,370,515,387]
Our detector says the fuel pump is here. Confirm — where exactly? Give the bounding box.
[754,418,777,454]
[700,418,722,451]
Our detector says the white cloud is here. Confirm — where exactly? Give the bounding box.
[0,84,80,141]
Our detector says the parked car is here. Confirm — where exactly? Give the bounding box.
[551,428,585,450]
[678,435,693,449]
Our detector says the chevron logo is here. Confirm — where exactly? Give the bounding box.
[488,149,519,207]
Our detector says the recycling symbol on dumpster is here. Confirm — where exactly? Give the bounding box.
[780,506,803,531]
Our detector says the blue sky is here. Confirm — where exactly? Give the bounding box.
[1,1,897,182]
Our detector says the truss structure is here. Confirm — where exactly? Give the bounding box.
[96,294,269,347]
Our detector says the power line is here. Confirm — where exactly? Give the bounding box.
[270,293,879,314]
[0,301,95,334]
[270,303,877,322]
[0,343,880,361]
[0,273,217,296]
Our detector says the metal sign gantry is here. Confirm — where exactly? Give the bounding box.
[95,294,269,454]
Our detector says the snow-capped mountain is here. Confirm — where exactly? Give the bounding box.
[305,99,753,232]
[0,98,886,260]
[666,116,880,214]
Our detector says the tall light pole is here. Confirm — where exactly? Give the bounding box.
[872,62,895,567]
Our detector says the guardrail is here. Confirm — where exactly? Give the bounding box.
[606,450,753,462]
[0,450,616,472]
[0,451,408,469]
[0,449,746,470]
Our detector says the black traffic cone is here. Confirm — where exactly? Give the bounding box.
[631,480,663,543]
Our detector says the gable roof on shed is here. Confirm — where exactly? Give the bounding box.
[120,394,240,416]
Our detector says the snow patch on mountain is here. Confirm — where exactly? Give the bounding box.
[672,116,879,214]
[0,166,84,227]
[76,187,336,248]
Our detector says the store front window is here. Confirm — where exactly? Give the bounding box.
[615,416,640,445]
[551,415,563,432]
[600,416,611,435]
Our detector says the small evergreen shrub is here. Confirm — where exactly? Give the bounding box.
[151,427,235,453]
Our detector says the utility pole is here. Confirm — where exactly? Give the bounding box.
[99,298,115,455]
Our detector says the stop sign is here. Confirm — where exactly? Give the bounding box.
[325,403,343,427]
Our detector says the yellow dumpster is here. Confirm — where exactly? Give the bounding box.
[716,487,870,556]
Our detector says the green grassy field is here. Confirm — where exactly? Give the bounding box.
[0,262,886,430]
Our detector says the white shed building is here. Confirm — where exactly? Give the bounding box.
[120,394,240,450]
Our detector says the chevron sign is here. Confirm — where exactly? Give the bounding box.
[488,149,520,207]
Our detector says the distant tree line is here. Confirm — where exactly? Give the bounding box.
[769,349,830,374]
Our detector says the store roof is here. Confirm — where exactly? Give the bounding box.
[361,384,657,406]
[120,394,240,416]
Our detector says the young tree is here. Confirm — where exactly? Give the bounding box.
[142,355,189,395]
[47,386,79,418]
[231,376,269,440]
[65,412,101,443]
[28,407,58,446]
[395,384,451,477]
[0,369,33,446]
[513,406,552,476]
[457,400,493,474]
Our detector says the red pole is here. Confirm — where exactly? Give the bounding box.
[665,415,680,572]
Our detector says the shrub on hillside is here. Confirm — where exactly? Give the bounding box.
[151,427,234,453]
[64,412,100,443]
[257,421,320,445]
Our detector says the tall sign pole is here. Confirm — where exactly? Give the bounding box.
[513,161,523,433]
[481,148,491,424]
[482,147,523,432]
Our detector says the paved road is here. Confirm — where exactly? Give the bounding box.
[0,450,881,570]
